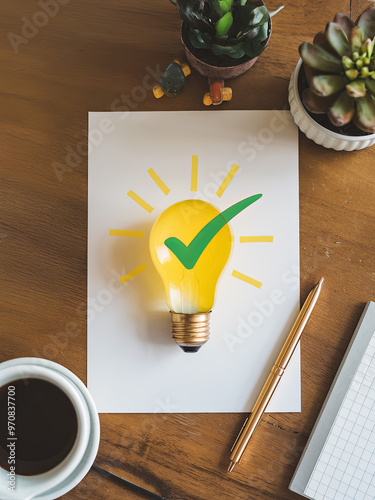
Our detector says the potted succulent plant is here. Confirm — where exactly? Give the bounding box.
[288,7,375,151]
[170,0,272,80]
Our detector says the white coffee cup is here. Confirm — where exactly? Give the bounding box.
[0,358,100,500]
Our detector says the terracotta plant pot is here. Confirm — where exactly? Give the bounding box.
[181,20,272,80]
[288,59,375,151]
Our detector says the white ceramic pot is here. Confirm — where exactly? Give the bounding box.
[288,59,375,151]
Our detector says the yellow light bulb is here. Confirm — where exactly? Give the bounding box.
[149,199,232,352]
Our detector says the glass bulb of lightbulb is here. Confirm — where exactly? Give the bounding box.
[149,199,232,352]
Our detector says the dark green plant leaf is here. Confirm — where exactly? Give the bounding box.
[310,74,348,96]
[355,93,375,132]
[177,0,214,32]
[325,22,351,57]
[299,42,343,72]
[302,88,340,114]
[243,40,267,58]
[212,41,245,58]
[254,19,268,41]
[346,78,366,97]
[328,91,355,126]
[247,25,260,39]
[243,21,268,58]
[245,20,268,42]
[365,78,375,95]
[333,13,355,38]
[205,0,223,22]
[356,6,375,40]
[227,16,268,44]
[189,28,213,49]
[248,5,269,27]
[236,5,269,34]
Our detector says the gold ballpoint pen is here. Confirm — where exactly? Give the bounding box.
[228,277,324,472]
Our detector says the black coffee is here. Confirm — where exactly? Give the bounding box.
[0,378,78,476]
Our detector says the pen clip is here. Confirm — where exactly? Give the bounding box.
[231,417,249,452]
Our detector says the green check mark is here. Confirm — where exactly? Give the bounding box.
[164,194,262,270]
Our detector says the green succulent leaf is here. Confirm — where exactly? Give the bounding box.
[345,69,359,80]
[313,31,338,55]
[212,41,245,58]
[310,75,348,96]
[351,26,363,53]
[346,79,366,97]
[217,0,233,14]
[365,78,375,95]
[352,51,360,61]
[356,58,364,69]
[342,56,355,69]
[313,31,327,47]
[333,13,355,38]
[361,66,371,78]
[355,93,375,132]
[363,37,375,59]
[326,22,351,57]
[299,42,343,73]
[303,63,318,87]
[328,92,355,126]
[188,28,213,49]
[356,6,375,41]
[302,88,340,114]
[216,11,233,36]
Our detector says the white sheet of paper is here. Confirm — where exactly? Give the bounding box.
[88,110,300,413]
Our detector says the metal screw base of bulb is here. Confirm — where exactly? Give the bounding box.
[170,311,211,353]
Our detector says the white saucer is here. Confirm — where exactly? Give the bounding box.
[0,358,100,500]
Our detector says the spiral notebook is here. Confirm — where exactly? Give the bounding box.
[290,301,375,500]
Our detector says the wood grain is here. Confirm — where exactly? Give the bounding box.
[1,1,374,499]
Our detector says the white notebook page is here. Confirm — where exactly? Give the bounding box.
[304,330,375,500]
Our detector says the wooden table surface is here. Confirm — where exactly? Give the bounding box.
[1,0,374,499]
